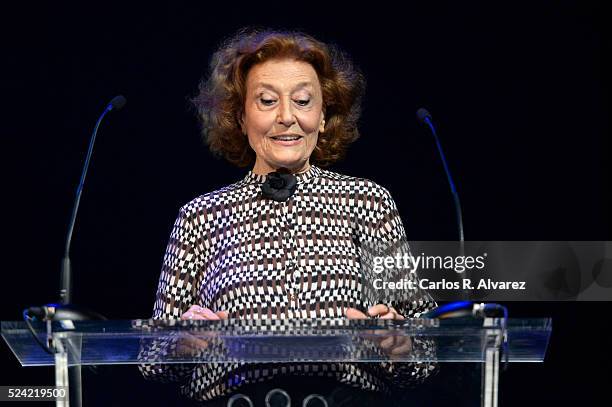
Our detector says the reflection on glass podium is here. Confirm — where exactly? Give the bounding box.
[1,317,551,406]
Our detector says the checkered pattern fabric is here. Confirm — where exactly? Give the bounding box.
[139,165,438,401]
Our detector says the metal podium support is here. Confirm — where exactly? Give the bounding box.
[53,338,69,407]
[481,317,505,407]
[51,332,83,407]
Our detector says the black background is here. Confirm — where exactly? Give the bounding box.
[1,1,610,405]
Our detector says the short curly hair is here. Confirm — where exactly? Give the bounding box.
[192,28,366,168]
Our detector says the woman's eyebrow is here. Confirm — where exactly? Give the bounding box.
[291,81,314,91]
[255,81,314,92]
[255,83,278,92]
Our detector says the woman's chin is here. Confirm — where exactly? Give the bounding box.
[268,156,307,170]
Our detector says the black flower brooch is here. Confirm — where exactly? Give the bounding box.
[261,170,297,202]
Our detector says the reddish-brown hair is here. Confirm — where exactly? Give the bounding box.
[192,28,366,167]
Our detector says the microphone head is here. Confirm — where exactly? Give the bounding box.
[108,95,127,111]
[416,107,432,123]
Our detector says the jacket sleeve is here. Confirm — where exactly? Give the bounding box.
[138,206,206,383]
[373,188,439,388]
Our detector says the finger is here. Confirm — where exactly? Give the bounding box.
[189,305,206,313]
[191,306,227,320]
[181,305,204,320]
[180,311,200,320]
[215,310,229,320]
[182,310,209,320]
[380,311,396,320]
[388,307,405,320]
[196,308,220,320]
[182,305,221,320]
[367,304,389,317]
[345,307,369,319]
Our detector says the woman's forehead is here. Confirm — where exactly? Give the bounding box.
[247,59,320,92]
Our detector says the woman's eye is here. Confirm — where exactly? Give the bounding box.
[260,98,276,106]
[295,99,310,106]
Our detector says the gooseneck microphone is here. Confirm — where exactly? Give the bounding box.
[60,95,126,304]
[416,108,464,242]
[23,96,125,407]
[417,108,470,301]
[24,96,125,324]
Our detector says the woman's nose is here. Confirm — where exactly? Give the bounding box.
[277,98,297,127]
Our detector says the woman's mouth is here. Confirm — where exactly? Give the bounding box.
[270,135,303,146]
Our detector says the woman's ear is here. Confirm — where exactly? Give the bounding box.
[238,113,246,135]
[319,108,326,133]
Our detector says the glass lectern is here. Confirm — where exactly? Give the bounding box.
[2,317,551,406]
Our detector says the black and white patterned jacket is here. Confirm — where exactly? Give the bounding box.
[139,165,438,401]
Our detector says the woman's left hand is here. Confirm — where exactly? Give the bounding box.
[345,304,404,320]
[345,304,413,357]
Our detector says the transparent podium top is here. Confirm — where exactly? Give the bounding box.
[2,318,551,367]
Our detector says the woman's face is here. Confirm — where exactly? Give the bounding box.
[241,58,325,174]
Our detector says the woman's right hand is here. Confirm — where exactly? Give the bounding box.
[176,305,228,356]
[180,305,229,321]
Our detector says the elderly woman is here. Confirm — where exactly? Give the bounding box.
[140,28,437,406]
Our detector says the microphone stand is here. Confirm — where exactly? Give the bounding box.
[422,115,465,245]
[417,108,468,300]
[24,96,126,407]
[60,97,124,305]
